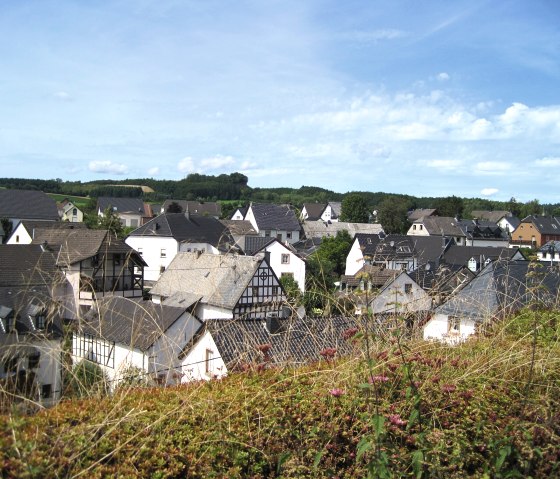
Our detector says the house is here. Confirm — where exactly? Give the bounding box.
[510,216,560,248]
[239,203,301,244]
[230,206,248,221]
[97,197,152,228]
[219,219,257,251]
[50,229,146,319]
[150,252,287,320]
[300,202,342,223]
[470,210,520,233]
[179,315,362,378]
[369,271,433,315]
[6,220,86,245]
[302,221,384,241]
[423,260,560,344]
[0,189,59,231]
[537,241,560,263]
[339,264,399,294]
[243,236,306,292]
[0,244,68,409]
[456,219,510,247]
[57,198,84,223]
[126,213,239,284]
[407,209,438,222]
[345,234,449,276]
[407,216,466,245]
[441,245,525,273]
[160,200,221,218]
[72,296,203,388]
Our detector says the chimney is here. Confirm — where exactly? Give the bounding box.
[185,205,190,220]
[264,250,271,265]
[40,241,49,252]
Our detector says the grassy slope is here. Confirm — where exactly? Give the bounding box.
[1,313,560,478]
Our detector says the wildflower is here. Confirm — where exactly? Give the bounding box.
[442,383,456,393]
[256,343,272,354]
[320,347,337,359]
[460,389,474,400]
[369,374,389,384]
[377,351,389,361]
[342,327,359,340]
[329,388,345,398]
[388,414,406,427]
[431,375,441,383]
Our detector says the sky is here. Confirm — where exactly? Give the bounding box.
[1,1,560,202]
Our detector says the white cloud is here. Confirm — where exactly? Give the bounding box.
[342,29,406,43]
[240,160,257,169]
[474,161,511,175]
[89,160,128,175]
[177,157,196,173]
[534,157,560,167]
[53,91,72,101]
[148,167,160,176]
[423,159,463,171]
[481,188,499,196]
[437,72,450,81]
[200,155,235,169]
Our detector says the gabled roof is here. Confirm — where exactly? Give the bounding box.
[442,245,523,267]
[80,296,200,351]
[52,229,142,267]
[302,203,326,221]
[203,315,360,368]
[161,200,221,217]
[407,208,438,222]
[150,253,265,309]
[354,234,448,264]
[97,197,145,215]
[471,210,511,223]
[220,219,257,236]
[521,216,560,235]
[243,236,276,256]
[0,189,59,221]
[291,237,322,258]
[128,213,236,251]
[249,203,300,231]
[231,206,248,219]
[435,260,560,322]
[457,220,509,241]
[0,245,62,287]
[411,216,465,237]
[328,202,342,219]
[539,241,560,254]
[303,221,383,239]
[13,220,86,239]
[340,264,398,288]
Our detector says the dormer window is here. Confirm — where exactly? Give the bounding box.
[34,313,46,330]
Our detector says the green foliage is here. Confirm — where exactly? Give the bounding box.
[279,274,302,305]
[0,217,13,243]
[65,360,109,398]
[340,193,370,223]
[92,206,125,238]
[433,195,465,218]
[165,201,183,213]
[377,195,411,233]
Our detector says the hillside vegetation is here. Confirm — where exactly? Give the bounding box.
[2,310,559,478]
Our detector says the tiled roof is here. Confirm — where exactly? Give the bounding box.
[457,220,509,241]
[97,197,145,214]
[302,203,326,221]
[355,234,448,264]
[53,229,140,266]
[0,189,59,221]
[303,221,383,239]
[471,210,511,223]
[13,220,85,238]
[231,207,248,219]
[204,315,361,368]
[442,245,521,267]
[128,213,236,251]
[250,203,301,231]
[407,209,438,222]
[220,219,257,236]
[328,202,342,219]
[341,264,398,288]
[161,200,221,216]
[413,216,465,237]
[522,216,560,235]
[150,253,263,309]
[80,296,200,351]
[0,245,62,287]
[243,236,275,255]
[435,260,560,321]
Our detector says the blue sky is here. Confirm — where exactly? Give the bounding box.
[1,0,560,202]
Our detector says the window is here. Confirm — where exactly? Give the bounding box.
[419,225,423,230]
[448,317,460,334]
[41,384,52,399]
[130,219,139,228]
[277,234,282,241]
[28,354,40,369]
[413,225,416,230]
[160,266,166,274]
[35,313,45,330]
[137,247,143,256]
[272,286,279,296]
[160,248,167,258]
[73,208,77,216]
[252,286,259,298]
[404,283,412,294]
[16,235,20,243]
[264,231,271,237]
[281,254,290,264]
[205,349,214,374]
[286,232,292,239]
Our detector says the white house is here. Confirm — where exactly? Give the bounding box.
[97,197,152,228]
[58,198,84,223]
[6,221,86,245]
[370,271,432,315]
[126,213,239,284]
[243,237,306,292]
[240,203,301,245]
[150,252,288,321]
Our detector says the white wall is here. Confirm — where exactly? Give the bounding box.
[345,239,365,276]
[6,223,33,244]
[371,275,431,314]
[181,330,227,382]
[265,242,306,292]
[407,223,429,236]
[423,313,477,344]
[126,236,178,282]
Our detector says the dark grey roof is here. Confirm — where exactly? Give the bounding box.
[302,203,326,221]
[435,260,560,321]
[13,220,86,240]
[505,216,521,229]
[354,234,447,264]
[328,202,342,219]
[522,216,560,235]
[151,253,265,309]
[97,197,145,214]
[204,315,361,368]
[407,209,438,222]
[80,296,199,351]
[250,203,301,232]
[161,200,221,217]
[292,237,322,258]
[341,264,398,288]
[231,206,248,219]
[539,241,560,253]
[0,245,62,287]
[128,213,236,251]
[457,220,509,241]
[470,210,511,223]
[442,245,522,267]
[53,229,143,267]
[412,216,465,237]
[243,236,275,255]
[0,189,59,221]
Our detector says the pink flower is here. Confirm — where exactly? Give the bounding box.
[256,343,272,354]
[329,388,345,397]
[442,383,456,393]
[369,375,389,384]
[320,347,337,359]
[342,327,359,339]
[388,414,407,427]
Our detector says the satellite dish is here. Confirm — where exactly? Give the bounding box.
[425,263,431,271]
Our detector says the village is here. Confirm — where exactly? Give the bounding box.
[1,187,560,410]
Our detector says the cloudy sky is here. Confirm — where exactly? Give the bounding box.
[1,0,559,202]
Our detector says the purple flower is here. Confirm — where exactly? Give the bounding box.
[442,383,456,393]
[342,327,359,340]
[369,375,389,384]
[320,347,337,359]
[388,414,406,427]
[329,388,345,397]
